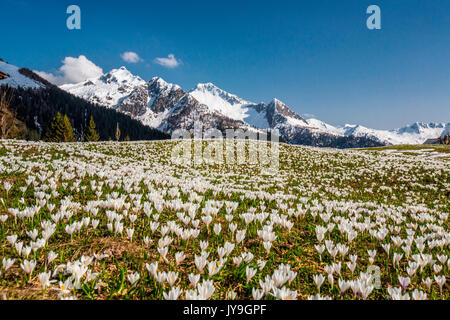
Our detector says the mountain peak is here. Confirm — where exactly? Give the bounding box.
[149,76,181,92]
[99,67,145,85]
[150,76,169,85]
[107,66,132,77]
[188,82,256,122]
[196,82,216,88]
[270,98,287,106]
[191,82,251,104]
[194,82,224,94]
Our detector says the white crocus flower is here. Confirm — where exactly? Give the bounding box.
[188,273,200,287]
[213,223,222,235]
[246,267,257,283]
[422,277,432,291]
[308,294,332,300]
[257,259,267,270]
[126,228,134,241]
[163,286,182,300]
[2,258,15,272]
[38,271,55,290]
[175,251,186,265]
[434,275,446,293]
[252,288,264,300]
[4,182,12,195]
[20,259,36,275]
[398,276,410,291]
[271,287,297,300]
[412,289,427,300]
[58,279,73,297]
[145,262,158,278]
[313,274,325,292]
[127,272,140,286]
[6,235,17,245]
[197,280,215,300]
[47,251,58,265]
[167,271,179,287]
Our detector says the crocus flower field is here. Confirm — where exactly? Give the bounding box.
[0,139,448,300]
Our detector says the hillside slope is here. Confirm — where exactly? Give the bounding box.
[0,61,169,141]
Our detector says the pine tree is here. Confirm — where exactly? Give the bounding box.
[115,122,121,142]
[43,112,65,142]
[124,135,130,142]
[62,114,77,142]
[85,115,100,142]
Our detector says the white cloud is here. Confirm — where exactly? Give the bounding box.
[35,55,103,86]
[302,113,316,119]
[154,54,181,68]
[120,51,142,63]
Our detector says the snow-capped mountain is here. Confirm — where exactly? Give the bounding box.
[340,122,450,145]
[0,60,46,89]
[118,77,185,129]
[59,70,251,134]
[58,67,449,147]
[17,64,445,147]
[60,67,146,107]
[186,84,449,146]
[190,83,254,122]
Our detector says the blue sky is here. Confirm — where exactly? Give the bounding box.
[2,0,449,129]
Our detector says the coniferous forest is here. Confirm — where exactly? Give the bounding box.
[0,76,169,142]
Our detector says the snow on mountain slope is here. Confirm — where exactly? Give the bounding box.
[189,83,277,130]
[304,118,345,136]
[342,122,449,145]
[147,77,184,113]
[289,115,450,145]
[60,67,146,107]
[187,83,449,145]
[265,98,309,133]
[441,124,450,138]
[131,77,186,128]
[58,66,448,147]
[149,77,182,100]
[0,61,45,89]
[189,83,254,121]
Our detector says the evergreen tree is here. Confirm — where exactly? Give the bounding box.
[115,122,121,142]
[62,114,77,142]
[85,115,100,142]
[124,135,130,142]
[43,112,65,142]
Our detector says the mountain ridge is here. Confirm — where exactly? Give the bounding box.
[44,66,450,147]
[1,61,448,147]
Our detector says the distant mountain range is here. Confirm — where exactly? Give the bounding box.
[1,60,448,147]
